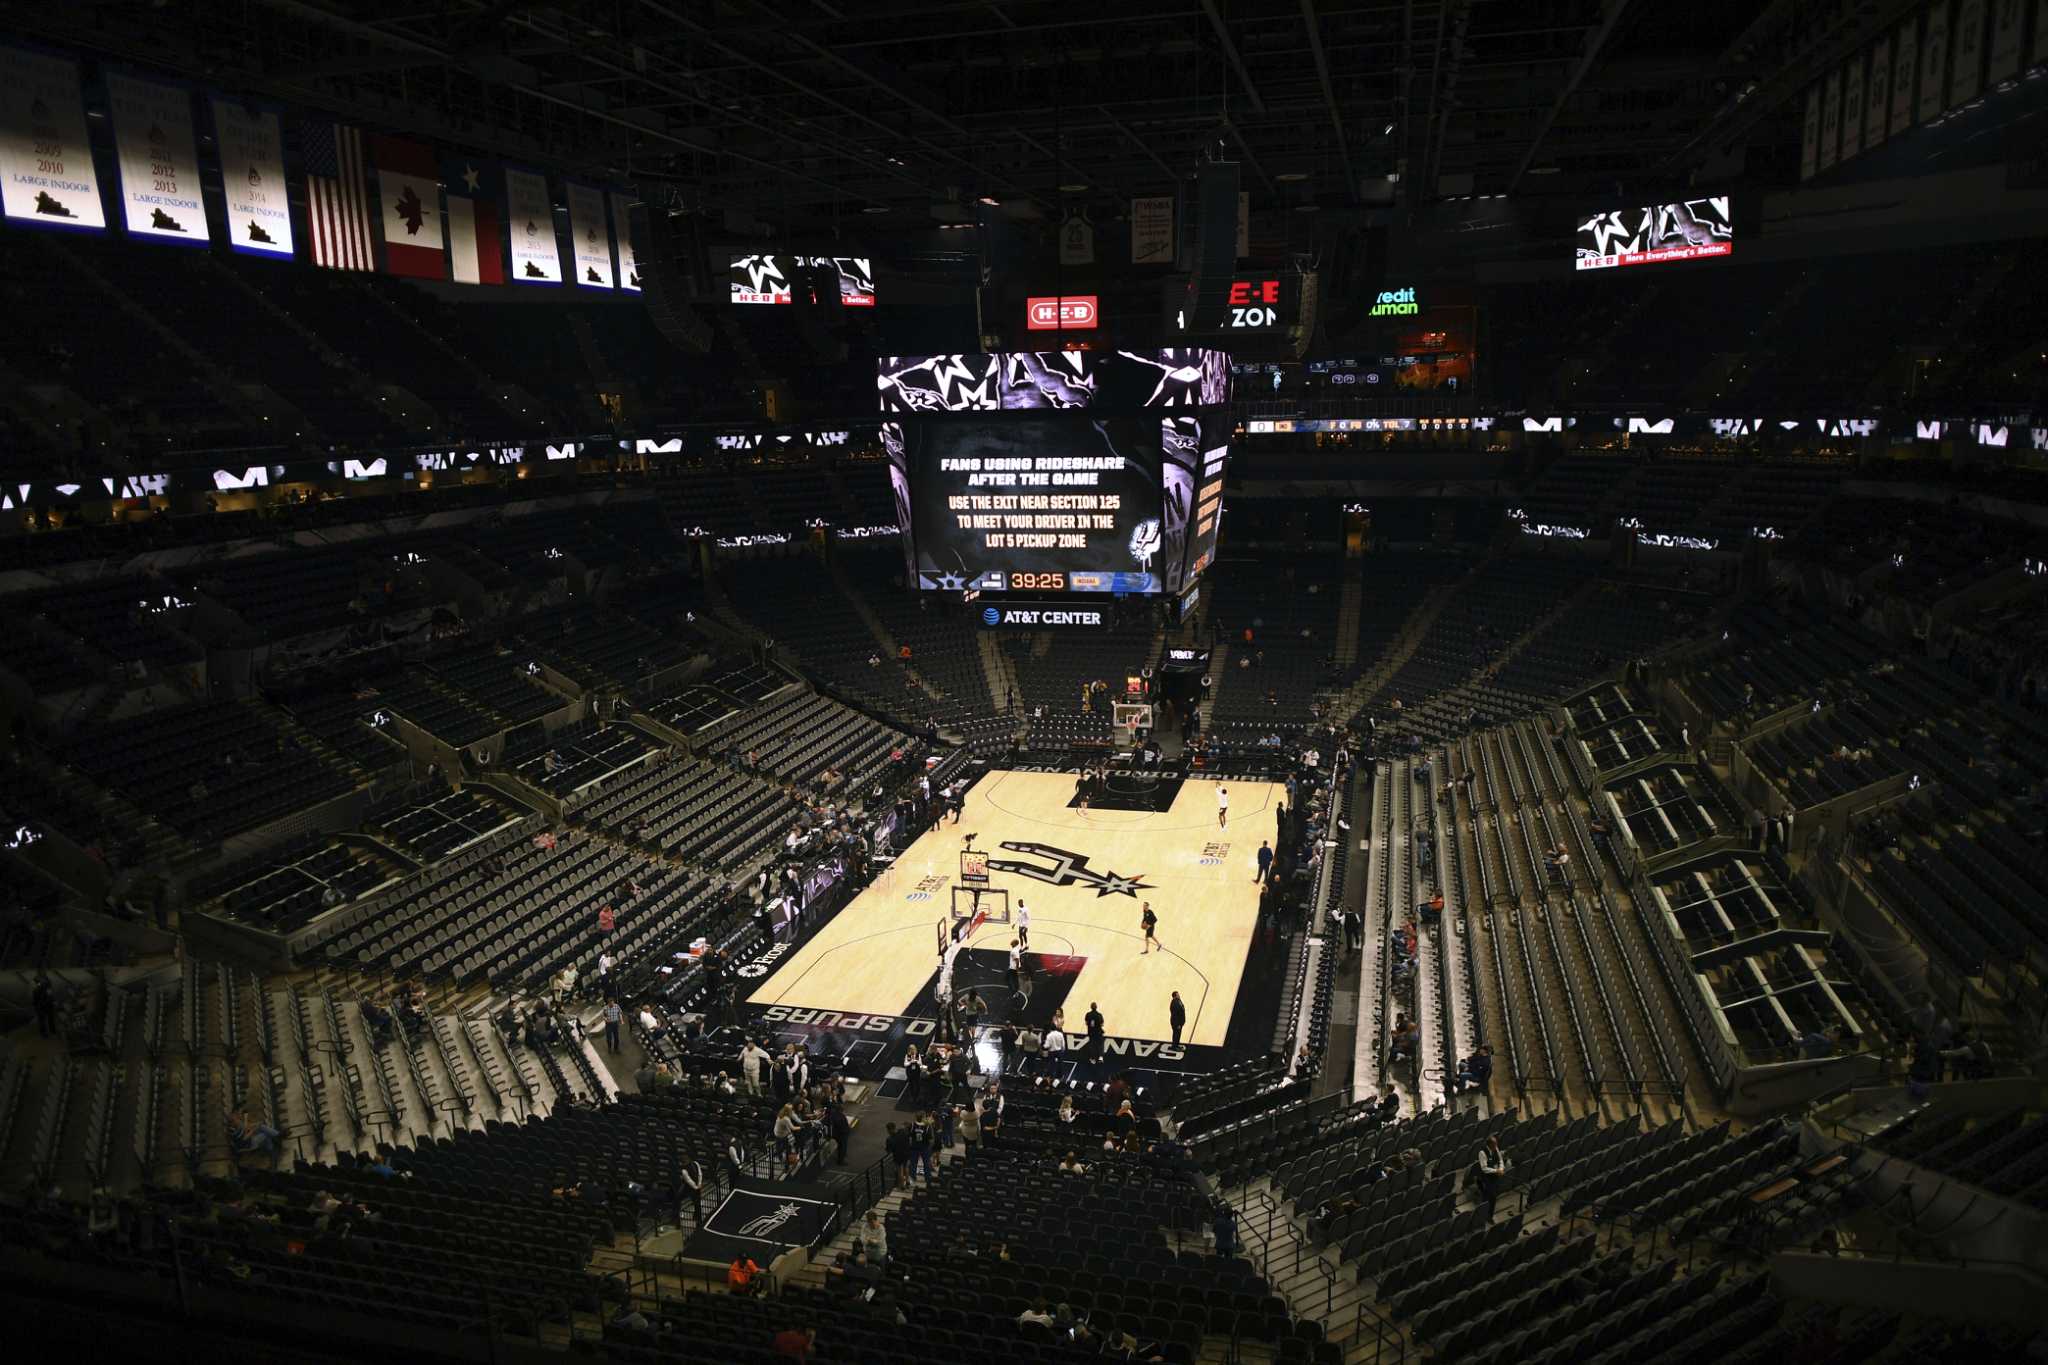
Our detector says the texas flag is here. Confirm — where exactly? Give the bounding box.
[444,157,505,285]
[370,134,444,279]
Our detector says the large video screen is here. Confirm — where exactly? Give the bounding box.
[903,415,1164,594]
[730,254,876,306]
[1575,197,1732,271]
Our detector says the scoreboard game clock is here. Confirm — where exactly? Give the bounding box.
[879,349,1233,599]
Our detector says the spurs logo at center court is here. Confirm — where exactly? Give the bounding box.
[988,841,1153,898]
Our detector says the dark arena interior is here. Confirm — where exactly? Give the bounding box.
[2,1,2048,1360]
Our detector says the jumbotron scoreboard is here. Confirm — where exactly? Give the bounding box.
[877,349,1233,597]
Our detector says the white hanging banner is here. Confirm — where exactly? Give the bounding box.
[212,98,293,258]
[611,190,641,291]
[106,72,208,244]
[0,46,106,229]
[565,181,613,289]
[505,166,561,284]
[1131,195,1174,264]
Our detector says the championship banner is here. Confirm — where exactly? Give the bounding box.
[1987,0,2024,84]
[1131,195,1174,264]
[1865,37,1892,152]
[212,99,292,258]
[504,166,560,284]
[611,190,641,290]
[1891,19,1918,131]
[0,46,106,230]
[1839,59,1864,163]
[444,158,503,286]
[1918,2,1950,125]
[371,135,444,279]
[565,181,613,288]
[1949,0,1985,108]
[105,72,207,245]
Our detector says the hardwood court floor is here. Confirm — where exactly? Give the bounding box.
[746,769,1280,1047]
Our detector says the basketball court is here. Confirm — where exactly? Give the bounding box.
[745,769,1281,1049]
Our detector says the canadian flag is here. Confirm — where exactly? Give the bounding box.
[371,135,444,279]
[445,159,505,286]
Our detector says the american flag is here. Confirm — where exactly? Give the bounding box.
[303,120,373,271]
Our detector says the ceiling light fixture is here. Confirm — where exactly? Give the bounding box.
[976,195,999,206]
[1059,182,1090,193]
[862,204,890,214]
[1275,171,1309,182]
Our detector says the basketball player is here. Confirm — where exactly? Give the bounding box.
[1015,899,1030,950]
[1216,785,1229,829]
[1140,902,1159,954]
[1075,771,1091,812]
[1006,939,1022,996]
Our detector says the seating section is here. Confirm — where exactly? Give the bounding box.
[65,700,354,843]
[1364,558,1597,739]
[711,691,914,795]
[573,751,799,866]
[301,825,715,992]
[1874,1108,2048,1209]
[1209,553,1343,724]
[196,836,405,932]
[506,718,657,796]
[514,606,702,691]
[886,1145,1282,1356]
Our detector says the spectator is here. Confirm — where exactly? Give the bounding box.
[1043,1020,1068,1070]
[957,1099,982,1152]
[740,1039,771,1096]
[1018,1299,1057,1328]
[1374,1084,1401,1124]
[1390,1017,1419,1064]
[826,1101,852,1166]
[771,1326,815,1360]
[677,1158,703,1225]
[227,1109,280,1155]
[1058,1151,1087,1175]
[1454,1045,1493,1094]
[860,1210,888,1264]
[602,999,623,1053]
[31,975,56,1038]
[1473,1136,1509,1212]
[886,1122,912,1188]
[728,1254,763,1295]
[637,1004,665,1042]
[1212,1201,1238,1257]
[908,1111,935,1183]
[1169,991,1186,1044]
